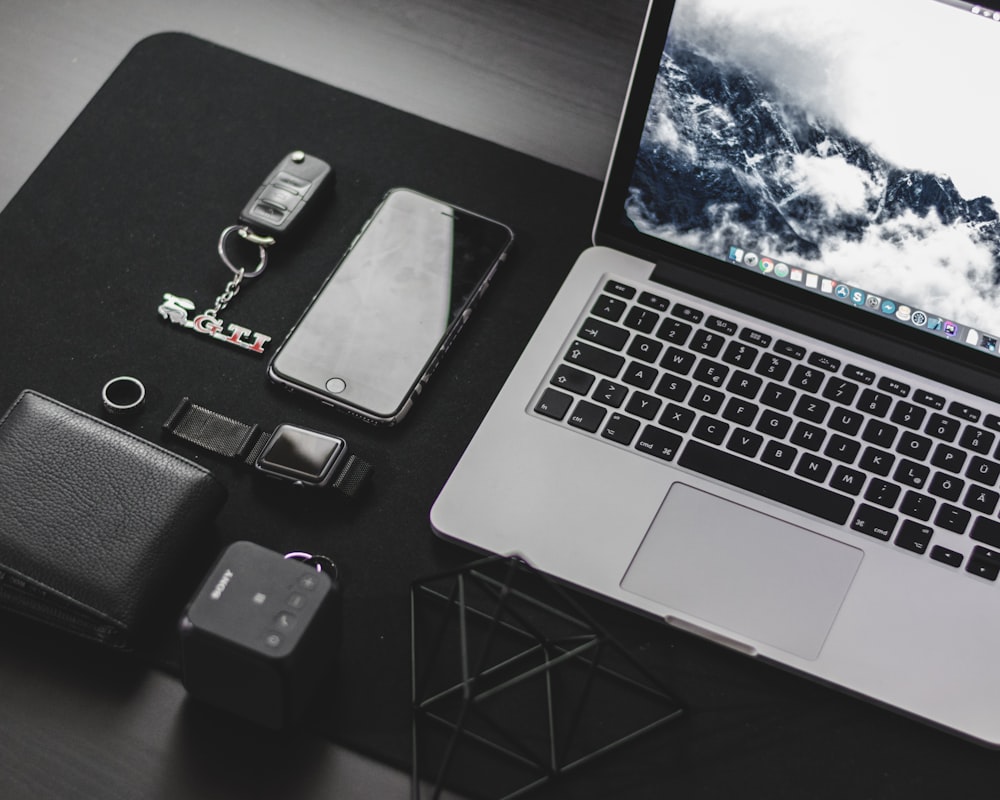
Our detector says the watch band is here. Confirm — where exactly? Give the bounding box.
[162,397,371,496]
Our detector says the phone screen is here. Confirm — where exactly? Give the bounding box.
[269,189,513,422]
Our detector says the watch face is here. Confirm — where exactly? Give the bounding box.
[256,424,345,485]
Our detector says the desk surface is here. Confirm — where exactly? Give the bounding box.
[0,3,645,799]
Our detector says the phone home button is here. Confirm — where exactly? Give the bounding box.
[325,377,347,394]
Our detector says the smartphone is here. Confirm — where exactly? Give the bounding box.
[268,188,514,424]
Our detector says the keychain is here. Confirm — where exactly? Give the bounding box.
[157,151,333,354]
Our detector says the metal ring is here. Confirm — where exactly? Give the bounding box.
[284,551,339,579]
[101,376,146,416]
[217,225,275,279]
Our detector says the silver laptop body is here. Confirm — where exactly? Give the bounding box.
[432,0,1000,745]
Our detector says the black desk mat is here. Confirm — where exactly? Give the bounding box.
[2,32,999,800]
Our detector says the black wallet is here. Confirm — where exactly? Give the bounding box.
[0,390,227,649]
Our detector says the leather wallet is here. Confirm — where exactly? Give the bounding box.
[0,390,227,649]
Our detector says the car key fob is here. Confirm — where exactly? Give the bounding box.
[239,150,333,236]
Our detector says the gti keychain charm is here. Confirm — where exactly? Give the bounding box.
[157,150,333,354]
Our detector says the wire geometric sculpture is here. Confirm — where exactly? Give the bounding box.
[411,556,683,800]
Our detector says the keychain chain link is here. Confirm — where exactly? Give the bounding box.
[205,268,245,318]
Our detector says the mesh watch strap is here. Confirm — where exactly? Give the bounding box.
[162,398,371,496]
[163,398,264,458]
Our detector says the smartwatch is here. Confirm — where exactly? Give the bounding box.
[163,397,371,496]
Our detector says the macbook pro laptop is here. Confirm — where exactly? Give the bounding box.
[431,0,1000,745]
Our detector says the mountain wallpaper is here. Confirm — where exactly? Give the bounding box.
[626,0,1000,332]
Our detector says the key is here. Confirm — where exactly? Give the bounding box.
[678,441,854,524]
[239,151,333,235]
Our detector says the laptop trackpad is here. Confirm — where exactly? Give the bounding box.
[621,483,863,660]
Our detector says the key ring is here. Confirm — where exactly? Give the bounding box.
[217,225,276,279]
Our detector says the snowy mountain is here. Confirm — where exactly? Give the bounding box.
[626,39,1000,284]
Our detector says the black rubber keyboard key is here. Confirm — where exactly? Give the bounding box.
[964,485,999,515]
[624,306,660,334]
[895,521,932,554]
[822,378,859,406]
[740,328,771,347]
[850,504,897,541]
[761,382,796,411]
[592,380,627,408]
[789,365,825,393]
[970,516,1000,549]
[967,547,1000,581]
[915,390,946,410]
[678,440,854,524]
[602,414,641,445]
[930,545,963,568]
[756,354,792,381]
[691,329,725,357]
[890,402,926,430]
[859,446,895,476]
[858,389,892,417]
[830,466,866,496]
[657,318,692,345]
[949,401,981,423]
[808,353,841,372]
[622,361,658,390]
[877,377,910,397]
[565,340,625,377]
[829,407,864,436]
[535,389,573,420]
[591,295,626,322]
[722,341,758,369]
[862,419,898,449]
[635,425,682,461]
[693,359,729,388]
[931,444,967,473]
[926,413,960,442]
[671,304,703,323]
[935,503,970,534]
[690,386,725,414]
[550,365,594,395]
[628,335,663,363]
[603,281,636,299]
[625,392,662,420]
[568,401,606,433]
[637,291,669,312]
[706,315,738,336]
[960,426,995,455]
[899,490,936,522]
[693,417,729,445]
[661,347,696,375]
[774,340,806,360]
[864,479,901,508]
[897,431,932,460]
[844,365,875,385]
[727,371,763,399]
[726,428,763,458]
[660,403,695,433]
[578,317,629,350]
[655,374,691,402]
[966,456,1000,486]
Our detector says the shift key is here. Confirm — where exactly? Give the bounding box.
[970,517,1000,549]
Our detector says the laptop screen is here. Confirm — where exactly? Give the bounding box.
[599,0,1000,368]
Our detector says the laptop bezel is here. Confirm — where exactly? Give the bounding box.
[593,0,1000,400]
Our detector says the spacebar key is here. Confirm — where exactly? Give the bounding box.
[678,441,853,524]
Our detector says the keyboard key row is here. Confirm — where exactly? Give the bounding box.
[541,281,1000,581]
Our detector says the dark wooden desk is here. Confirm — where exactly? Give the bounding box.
[0,2,645,798]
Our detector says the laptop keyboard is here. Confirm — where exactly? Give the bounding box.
[531,278,1000,582]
